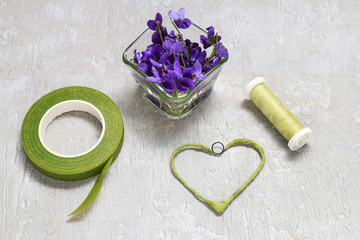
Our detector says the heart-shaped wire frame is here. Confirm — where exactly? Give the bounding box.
[170,139,265,214]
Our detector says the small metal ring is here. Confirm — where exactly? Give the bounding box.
[211,141,225,155]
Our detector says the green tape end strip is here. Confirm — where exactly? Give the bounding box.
[68,155,113,216]
[170,139,265,214]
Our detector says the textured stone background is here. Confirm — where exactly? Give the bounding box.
[1,0,360,239]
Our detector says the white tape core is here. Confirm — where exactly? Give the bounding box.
[244,77,267,100]
[288,127,313,151]
[38,100,105,158]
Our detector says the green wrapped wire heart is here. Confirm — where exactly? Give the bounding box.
[170,139,265,214]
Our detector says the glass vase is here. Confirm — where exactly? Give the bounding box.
[122,22,228,119]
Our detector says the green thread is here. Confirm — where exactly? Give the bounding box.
[249,83,304,141]
[170,139,265,214]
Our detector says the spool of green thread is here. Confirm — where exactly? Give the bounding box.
[244,77,312,150]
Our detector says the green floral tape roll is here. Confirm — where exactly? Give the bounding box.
[21,86,124,216]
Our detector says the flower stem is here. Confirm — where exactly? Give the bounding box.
[170,19,181,35]
[179,53,186,68]
[215,33,218,52]
[170,19,190,59]
[208,49,216,60]
[156,22,164,43]
[171,89,181,97]
[207,33,220,61]
[181,39,190,59]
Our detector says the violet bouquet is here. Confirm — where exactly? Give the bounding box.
[132,8,228,97]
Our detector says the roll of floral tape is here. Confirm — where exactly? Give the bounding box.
[21,86,124,216]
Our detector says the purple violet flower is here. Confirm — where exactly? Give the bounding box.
[159,53,172,64]
[163,30,177,44]
[188,46,206,63]
[206,26,221,41]
[183,61,206,82]
[149,58,163,67]
[147,13,168,44]
[168,57,194,93]
[151,32,162,44]
[146,44,165,60]
[163,40,184,54]
[200,26,222,49]
[151,29,168,44]
[141,51,153,62]
[168,8,191,29]
[214,42,228,58]
[161,74,177,93]
[167,30,177,39]
[146,66,162,84]
[158,39,184,64]
[210,56,221,66]
[147,13,163,31]
[200,35,211,49]
[202,56,221,72]
[138,63,150,75]
[146,66,176,94]
[134,50,142,64]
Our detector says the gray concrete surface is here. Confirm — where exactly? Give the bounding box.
[1,0,359,239]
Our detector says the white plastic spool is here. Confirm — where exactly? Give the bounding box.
[38,100,105,158]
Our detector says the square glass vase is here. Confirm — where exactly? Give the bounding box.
[122,23,228,119]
